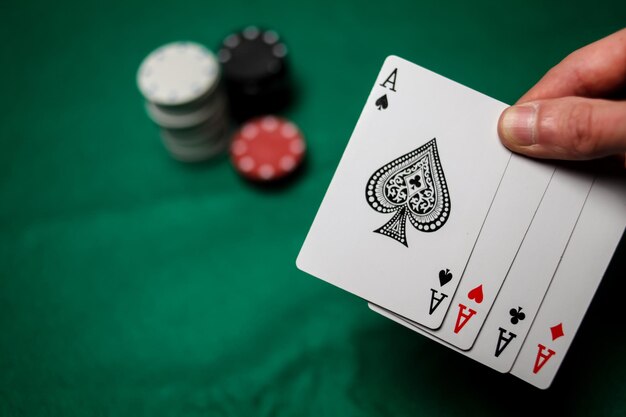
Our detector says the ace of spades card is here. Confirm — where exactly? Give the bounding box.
[297,56,512,329]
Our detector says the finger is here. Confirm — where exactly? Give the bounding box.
[498,97,626,160]
[518,28,626,103]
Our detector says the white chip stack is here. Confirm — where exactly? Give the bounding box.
[137,42,230,162]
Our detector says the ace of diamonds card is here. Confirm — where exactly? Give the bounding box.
[297,55,512,329]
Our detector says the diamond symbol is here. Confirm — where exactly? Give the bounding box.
[550,323,564,341]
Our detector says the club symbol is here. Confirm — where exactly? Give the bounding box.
[509,306,526,325]
[365,139,451,246]
[375,94,388,110]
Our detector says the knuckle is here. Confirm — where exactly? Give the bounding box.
[564,101,596,156]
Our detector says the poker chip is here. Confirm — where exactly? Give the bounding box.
[145,93,227,129]
[230,116,305,181]
[218,26,287,83]
[161,126,229,163]
[137,41,231,162]
[218,27,293,121]
[137,42,220,106]
[137,32,300,166]
[161,116,228,146]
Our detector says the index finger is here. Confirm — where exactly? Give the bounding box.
[518,27,626,104]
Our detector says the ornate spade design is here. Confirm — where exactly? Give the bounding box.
[365,138,451,246]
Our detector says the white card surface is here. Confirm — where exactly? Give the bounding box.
[415,153,554,347]
[511,172,626,389]
[368,165,596,373]
[369,168,625,388]
[466,167,594,368]
[297,55,511,328]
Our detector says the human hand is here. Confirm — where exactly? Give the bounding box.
[498,28,626,165]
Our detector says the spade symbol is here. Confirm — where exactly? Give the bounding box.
[365,138,451,246]
[438,269,453,286]
[375,94,388,110]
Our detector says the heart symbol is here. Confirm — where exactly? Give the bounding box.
[467,285,483,304]
[375,94,388,110]
[438,269,453,286]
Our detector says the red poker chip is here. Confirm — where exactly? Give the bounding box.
[230,116,306,181]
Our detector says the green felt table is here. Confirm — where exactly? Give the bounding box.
[1,0,625,415]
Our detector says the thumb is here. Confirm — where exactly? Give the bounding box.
[498,97,626,160]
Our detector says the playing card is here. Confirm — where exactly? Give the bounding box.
[448,165,594,353]
[403,152,555,349]
[297,55,512,328]
[368,164,596,374]
[511,171,626,389]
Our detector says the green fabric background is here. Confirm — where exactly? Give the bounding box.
[1,0,625,415]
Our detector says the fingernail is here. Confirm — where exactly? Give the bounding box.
[500,104,537,146]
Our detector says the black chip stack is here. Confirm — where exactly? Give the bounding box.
[218,27,293,122]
